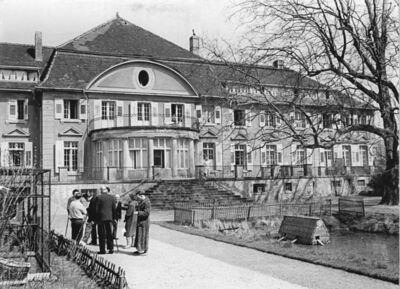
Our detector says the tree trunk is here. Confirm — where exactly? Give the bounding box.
[380,135,399,205]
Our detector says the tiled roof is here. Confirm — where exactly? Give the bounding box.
[59,16,201,60]
[0,43,53,68]
[39,51,322,93]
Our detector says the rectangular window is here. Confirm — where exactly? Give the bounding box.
[332,180,341,187]
[285,182,292,191]
[95,142,103,169]
[204,107,215,123]
[296,145,305,165]
[171,104,184,123]
[64,141,78,171]
[129,138,148,169]
[342,145,351,166]
[357,179,366,187]
[295,111,306,128]
[108,140,122,168]
[234,110,245,126]
[138,103,151,121]
[265,145,277,165]
[234,144,246,166]
[323,113,332,128]
[63,100,79,119]
[265,112,276,127]
[17,100,24,120]
[360,145,368,166]
[253,184,266,193]
[177,139,189,168]
[102,101,116,120]
[9,142,24,167]
[203,143,215,161]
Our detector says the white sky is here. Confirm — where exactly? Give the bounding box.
[0,0,242,50]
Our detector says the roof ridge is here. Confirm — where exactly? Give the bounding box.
[56,15,119,48]
[0,42,54,49]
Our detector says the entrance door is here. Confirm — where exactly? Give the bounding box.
[154,149,165,168]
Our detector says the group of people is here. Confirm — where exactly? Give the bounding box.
[66,186,151,256]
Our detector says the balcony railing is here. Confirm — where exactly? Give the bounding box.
[89,114,200,131]
[53,164,373,182]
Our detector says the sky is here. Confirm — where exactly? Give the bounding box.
[0,0,243,50]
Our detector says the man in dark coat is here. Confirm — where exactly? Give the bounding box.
[134,191,151,255]
[95,186,117,254]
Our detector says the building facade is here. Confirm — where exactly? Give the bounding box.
[0,15,379,200]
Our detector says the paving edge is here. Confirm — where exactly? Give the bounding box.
[155,222,399,285]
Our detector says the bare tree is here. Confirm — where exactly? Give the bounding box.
[205,0,398,204]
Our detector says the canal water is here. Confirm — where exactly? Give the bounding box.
[328,230,399,265]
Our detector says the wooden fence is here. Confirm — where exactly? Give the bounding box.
[174,200,332,225]
[49,231,129,289]
[338,198,365,216]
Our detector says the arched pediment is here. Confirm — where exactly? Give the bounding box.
[87,60,198,97]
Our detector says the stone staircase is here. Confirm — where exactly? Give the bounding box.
[146,180,252,209]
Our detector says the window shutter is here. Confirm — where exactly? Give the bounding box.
[8,99,17,121]
[54,99,63,120]
[151,102,158,126]
[306,148,313,165]
[319,148,325,163]
[164,103,172,124]
[216,143,223,170]
[291,143,297,164]
[196,105,203,123]
[260,112,265,127]
[247,145,253,171]
[116,101,123,126]
[245,110,252,127]
[78,142,84,172]
[230,144,235,171]
[276,144,283,165]
[215,106,221,124]
[185,104,192,127]
[55,140,64,173]
[79,99,87,120]
[24,142,33,168]
[93,100,101,129]
[0,142,9,167]
[334,113,341,129]
[130,101,138,125]
[24,99,29,120]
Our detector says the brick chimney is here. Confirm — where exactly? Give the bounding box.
[35,31,43,61]
[189,29,200,55]
[273,60,284,69]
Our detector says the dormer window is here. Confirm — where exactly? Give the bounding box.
[0,69,38,82]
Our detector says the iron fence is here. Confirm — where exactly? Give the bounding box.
[50,231,129,289]
[174,200,333,225]
[338,198,365,216]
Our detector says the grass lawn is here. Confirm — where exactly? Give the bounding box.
[157,221,399,284]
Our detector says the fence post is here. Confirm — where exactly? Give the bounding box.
[212,199,216,219]
[338,198,341,214]
[191,209,195,225]
[361,200,365,217]
[247,205,252,220]
[329,199,332,216]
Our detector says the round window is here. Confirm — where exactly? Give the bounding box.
[138,70,150,87]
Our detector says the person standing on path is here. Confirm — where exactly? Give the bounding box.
[95,186,117,254]
[113,194,122,240]
[133,191,151,255]
[68,191,87,243]
[123,193,138,248]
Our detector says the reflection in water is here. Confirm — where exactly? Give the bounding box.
[328,231,399,265]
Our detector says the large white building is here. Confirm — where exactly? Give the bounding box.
[0,15,379,205]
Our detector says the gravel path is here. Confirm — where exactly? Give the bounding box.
[53,210,398,289]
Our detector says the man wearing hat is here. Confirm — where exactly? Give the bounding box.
[133,190,151,255]
[95,186,117,254]
[68,190,86,242]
